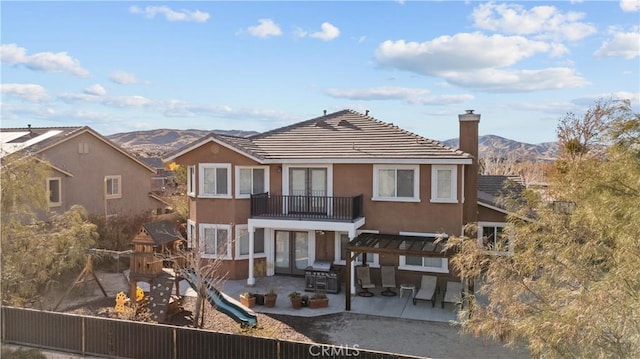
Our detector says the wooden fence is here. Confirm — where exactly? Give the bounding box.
[1,306,424,359]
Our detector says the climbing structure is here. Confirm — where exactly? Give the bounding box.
[129,220,185,323]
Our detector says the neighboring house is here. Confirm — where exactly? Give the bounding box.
[163,109,482,294]
[0,126,168,217]
[477,175,526,254]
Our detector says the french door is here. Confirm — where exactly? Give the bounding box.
[274,231,309,275]
[289,168,327,214]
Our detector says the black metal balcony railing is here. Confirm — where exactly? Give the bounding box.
[250,193,363,222]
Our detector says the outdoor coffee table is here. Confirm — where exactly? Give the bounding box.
[400,284,416,298]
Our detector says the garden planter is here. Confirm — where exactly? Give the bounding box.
[239,295,256,308]
[264,294,277,307]
[254,294,265,305]
[290,297,303,309]
[308,298,329,309]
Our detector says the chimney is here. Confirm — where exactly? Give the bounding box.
[459,110,480,231]
[365,110,369,116]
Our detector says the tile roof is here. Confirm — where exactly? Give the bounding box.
[164,109,471,163]
[478,175,525,208]
[0,126,155,172]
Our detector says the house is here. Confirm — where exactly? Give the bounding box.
[163,109,482,295]
[477,175,526,253]
[0,125,168,216]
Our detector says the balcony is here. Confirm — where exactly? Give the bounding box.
[250,193,363,222]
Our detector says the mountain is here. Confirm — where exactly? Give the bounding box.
[107,129,257,168]
[442,135,558,161]
[108,129,557,168]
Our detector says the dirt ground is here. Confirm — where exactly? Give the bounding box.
[50,270,527,359]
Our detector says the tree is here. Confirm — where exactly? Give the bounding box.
[447,100,640,358]
[1,154,98,306]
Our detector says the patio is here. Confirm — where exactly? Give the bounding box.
[217,275,460,323]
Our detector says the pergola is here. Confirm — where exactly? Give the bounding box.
[344,232,453,310]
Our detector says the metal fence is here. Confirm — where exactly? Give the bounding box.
[1,306,424,359]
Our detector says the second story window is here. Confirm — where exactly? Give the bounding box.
[236,167,268,198]
[47,177,61,207]
[372,164,420,202]
[431,165,457,203]
[105,175,121,199]
[187,165,195,197]
[199,163,231,198]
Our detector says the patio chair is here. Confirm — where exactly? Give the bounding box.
[356,266,375,297]
[413,275,438,307]
[380,266,397,296]
[442,281,464,309]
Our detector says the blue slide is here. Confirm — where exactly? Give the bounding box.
[182,269,258,328]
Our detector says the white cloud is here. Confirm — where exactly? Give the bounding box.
[471,2,596,41]
[129,5,209,22]
[620,0,640,12]
[375,33,559,74]
[83,84,106,96]
[0,43,89,77]
[310,22,340,41]
[0,83,49,102]
[295,22,340,41]
[110,70,146,85]
[247,19,282,38]
[325,86,473,105]
[594,30,640,59]
[572,92,640,109]
[58,92,152,108]
[443,67,589,92]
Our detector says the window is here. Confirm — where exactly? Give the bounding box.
[235,226,266,258]
[398,231,449,273]
[400,256,449,273]
[199,224,231,258]
[334,231,379,266]
[187,165,195,197]
[479,222,512,254]
[78,142,89,154]
[372,165,419,202]
[431,165,457,203]
[199,164,231,198]
[105,175,121,199]
[236,167,268,198]
[47,177,61,207]
[186,220,196,249]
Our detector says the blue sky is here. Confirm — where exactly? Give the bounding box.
[1,1,639,144]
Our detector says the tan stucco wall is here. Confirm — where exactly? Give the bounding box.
[173,140,472,280]
[40,131,159,216]
[478,205,509,223]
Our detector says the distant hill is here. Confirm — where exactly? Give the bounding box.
[108,129,557,168]
[443,135,558,161]
[107,129,257,168]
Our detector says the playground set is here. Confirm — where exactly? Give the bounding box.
[56,219,257,327]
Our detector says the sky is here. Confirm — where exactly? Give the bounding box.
[1,1,639,144]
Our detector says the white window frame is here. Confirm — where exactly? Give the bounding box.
[478,221,513,255]
[333,230,380,267]
[234,225,267,259]
[235,166,269,199]
[372,164,420,202]
[186,220,196,249]
[187,165,196,197]
[430,165,457,203]
[199,223,232,259]
[198,163,232,199]
[398,231,449,273]
[47,177,62,207]
[105,175,122,199]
